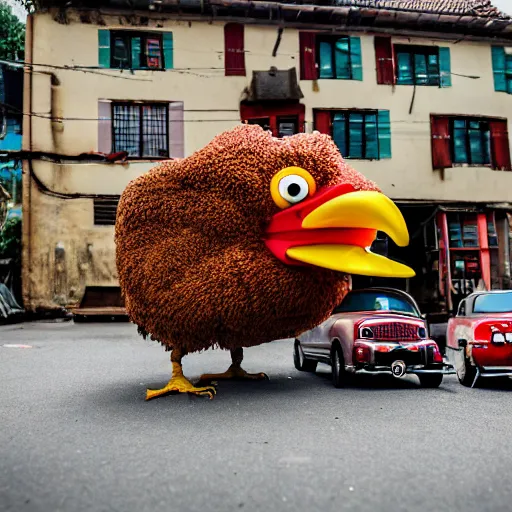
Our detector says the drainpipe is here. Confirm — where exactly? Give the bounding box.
[21,14,33,311]
[498,215,511,289]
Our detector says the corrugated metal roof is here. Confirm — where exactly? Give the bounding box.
[332,1,509,18]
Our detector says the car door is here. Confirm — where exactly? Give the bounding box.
[300,316,337,361]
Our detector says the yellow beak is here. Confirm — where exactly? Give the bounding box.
[286,191,415,278]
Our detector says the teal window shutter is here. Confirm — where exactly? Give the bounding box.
[439,47,451,87]
[492,46,507,92]
[396,51,413,85]
[468,121,491,165]
[365,113,379,159]
[319,41,333,78]
[427,54,439,84]
[349,36,363,81]
[334,38,351,79]
[348,113,364,159]
[332,113,347,156]
[131,37,141,69]
[163,32,174,70]
[507,54,512,93]
[452,119,468,163]
[377,110,391,159]
[98,30,111,68]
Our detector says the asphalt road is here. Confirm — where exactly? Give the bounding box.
[1,321,512,512]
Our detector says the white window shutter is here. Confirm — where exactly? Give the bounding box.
[168,101,184,158]
[98,100,112,154]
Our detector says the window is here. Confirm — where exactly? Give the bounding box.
[240,103,305,137]
[98,30,173,70]
[473,292,512,314]
[318,36,354,80]
[395,44,439,86]
[431,115,511,170]
[333,290,419,316]
[111,32,163,69]
[299,33,362,81]
[93,197,120,226]
[112,103,169,158]
[452,119,491,165]
[374,37,451,87]
[277,117,298,137]
[98,101,184,159]
[491,46,512,94]
[314,109,391,160]
[224,23,245,76]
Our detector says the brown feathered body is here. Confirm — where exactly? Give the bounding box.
[115,125,378,354]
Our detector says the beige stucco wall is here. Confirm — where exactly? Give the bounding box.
[23,9,512,310]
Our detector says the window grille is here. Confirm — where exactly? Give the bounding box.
[112,103,169,158]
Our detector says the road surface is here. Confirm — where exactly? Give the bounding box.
[1,321,512,512]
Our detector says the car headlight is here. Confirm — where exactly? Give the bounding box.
[492,333,506,344]
[506,333,512,343]
[360,327,374,339]
[418,327,427,339]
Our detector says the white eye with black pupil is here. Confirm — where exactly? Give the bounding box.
[278,175,309,204]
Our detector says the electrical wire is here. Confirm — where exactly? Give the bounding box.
[0,55,481,79]
[0,99,453,126]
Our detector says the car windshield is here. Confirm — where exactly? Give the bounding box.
[333,290,419,316]
[473,292,512,314]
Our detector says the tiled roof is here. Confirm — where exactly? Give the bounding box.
[333,1,509,18]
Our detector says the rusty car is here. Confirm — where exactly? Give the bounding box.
[294,287,454,388]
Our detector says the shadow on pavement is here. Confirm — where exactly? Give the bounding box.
[86,367,460,419]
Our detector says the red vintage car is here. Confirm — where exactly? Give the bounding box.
[447,290,512,387]
[295,287,454,388]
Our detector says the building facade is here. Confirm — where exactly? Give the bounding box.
[22,0,512,326]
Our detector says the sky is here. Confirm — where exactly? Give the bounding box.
[3,0,27,21]
[494,0,511,15]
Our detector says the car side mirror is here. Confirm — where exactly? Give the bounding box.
[421,313,427,320]
[458,338,467,348]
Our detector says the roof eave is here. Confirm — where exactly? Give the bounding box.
[39,0,512,41]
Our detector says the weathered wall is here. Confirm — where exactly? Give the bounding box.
[24,9,512,311]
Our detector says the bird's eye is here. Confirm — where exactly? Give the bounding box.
[278,175,309,204]
[270,167,317,209]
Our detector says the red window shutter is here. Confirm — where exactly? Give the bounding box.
[431,116,452,169]
[314,110,332,135]
[299,32,317,80]
[224,23,245,76]
[374,36,395,85]
[490,120,512,171]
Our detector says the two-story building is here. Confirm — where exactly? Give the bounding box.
[22,0,512,330]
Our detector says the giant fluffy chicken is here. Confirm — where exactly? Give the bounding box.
[115,125,414,400]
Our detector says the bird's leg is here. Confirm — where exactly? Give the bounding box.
[146,348,217,401]
[196,347,269,385]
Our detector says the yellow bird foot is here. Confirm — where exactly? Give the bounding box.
[196,365,269,386]
[145,375,217,401]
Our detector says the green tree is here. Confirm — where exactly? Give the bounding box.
[0,2,24,61]
[0,216,21,264]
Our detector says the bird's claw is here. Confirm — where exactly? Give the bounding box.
[194,386,217,400]
[145,375,217,401]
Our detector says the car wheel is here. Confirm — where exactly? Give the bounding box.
[418,373,443,388]
[331,343,348,389]
[294,341,317,372]
[456,350,478,388]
